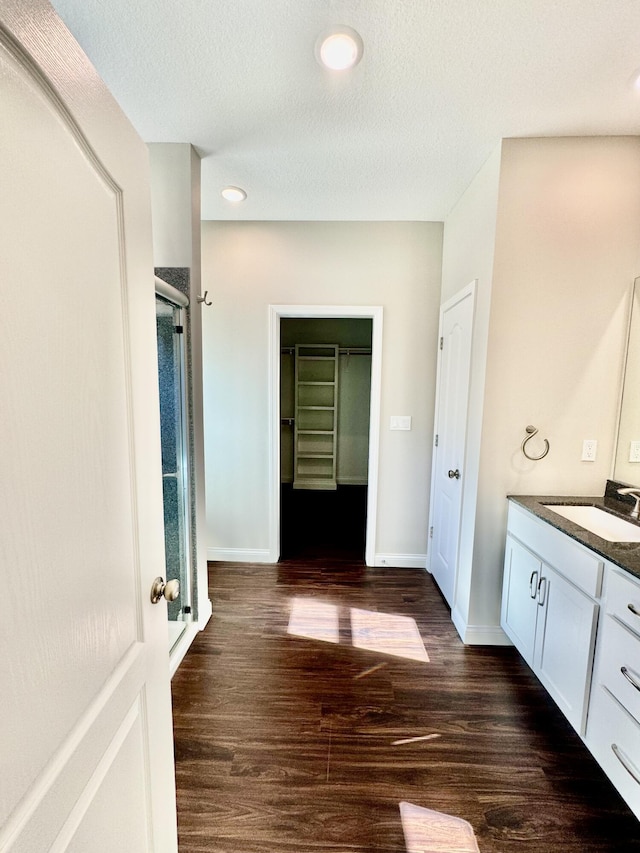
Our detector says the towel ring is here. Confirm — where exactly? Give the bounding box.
[521,425,550,461]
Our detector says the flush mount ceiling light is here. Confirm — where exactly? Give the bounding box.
[315,26,363,71]
[221,186,247,202]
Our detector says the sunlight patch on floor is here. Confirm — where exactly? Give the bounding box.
[350,608,429,662]
[400,802,480,853]
[287,598,430,662]
[287,597,340,644]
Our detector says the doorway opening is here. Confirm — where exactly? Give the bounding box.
[268,305,383,566]
[280,318,372,561]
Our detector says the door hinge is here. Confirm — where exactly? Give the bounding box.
[175,324,184,334]
[435,434,439,447]
[439,336,443,350]
[429,526,434,538]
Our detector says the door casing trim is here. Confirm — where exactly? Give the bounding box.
[268,304,383,566]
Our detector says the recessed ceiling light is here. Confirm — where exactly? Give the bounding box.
[221,186,247,202]
[316,26,363,71]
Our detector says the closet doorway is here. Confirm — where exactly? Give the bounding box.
[268,305,383,566]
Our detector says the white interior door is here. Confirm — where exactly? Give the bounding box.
[0,4,177,851]
[428,283,475,607]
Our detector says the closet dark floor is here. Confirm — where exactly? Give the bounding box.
[280,484,367,560]
[171,559,640,852]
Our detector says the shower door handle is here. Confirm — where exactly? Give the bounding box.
[150,576,180,604]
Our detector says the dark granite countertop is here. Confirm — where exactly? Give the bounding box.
[508,489,640,582]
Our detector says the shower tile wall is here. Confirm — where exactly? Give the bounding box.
[155,267,198,622]
[156,298,184,621]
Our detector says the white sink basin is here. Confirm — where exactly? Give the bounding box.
[543,504,640,542]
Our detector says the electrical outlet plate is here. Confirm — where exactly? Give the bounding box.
[630,441,640,463]
[582,439,597,461]
[390,416,412,431]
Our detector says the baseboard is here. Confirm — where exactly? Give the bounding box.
[373,553,427,568]
[207,547,273,563]
[197,597,212,630]
[451,605,512,646]
[169,594,214,677]
[169,623,199,678]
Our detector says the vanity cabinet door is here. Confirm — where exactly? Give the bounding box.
[501,535,541,669]
[534,562,599,735]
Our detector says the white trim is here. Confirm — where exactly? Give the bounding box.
[168,597,212,682]
[169,623,200,678]
[451,605,512,646]
[207,547,273,563]
[268,304,383,567]
[197,596,212,630]
[373,553,427,568]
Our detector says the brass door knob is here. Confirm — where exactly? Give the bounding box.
[150,576,180,604]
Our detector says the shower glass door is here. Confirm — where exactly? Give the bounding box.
[156,294,193,652]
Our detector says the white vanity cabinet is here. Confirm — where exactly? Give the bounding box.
[501,502,602,735]
[587,568,640,820]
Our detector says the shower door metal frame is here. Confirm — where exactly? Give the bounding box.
[155,277,194,622]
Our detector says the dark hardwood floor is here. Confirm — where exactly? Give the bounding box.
[171,558,640,852]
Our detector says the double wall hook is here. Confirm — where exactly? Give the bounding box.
[197,290,212,306]
[521,425,550,461]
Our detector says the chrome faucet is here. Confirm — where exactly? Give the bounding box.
[617,487,640,519]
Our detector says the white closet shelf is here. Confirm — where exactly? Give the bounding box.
[297,355,335,361]
[293,344,339,491]
[297,452,334,458]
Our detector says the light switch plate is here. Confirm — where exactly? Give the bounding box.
[390,416,412,431]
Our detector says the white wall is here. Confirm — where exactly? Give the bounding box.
[202,221,443,563]
[444,137,640,639]
[440,145,502,630]
[149,144,196,269]
[148,143,210,631]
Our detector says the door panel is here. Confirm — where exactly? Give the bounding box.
[0,4,177,850]
[535,564,598,734]
[429,284,475,606]
[63,707,149,853]
[501,536,540,668]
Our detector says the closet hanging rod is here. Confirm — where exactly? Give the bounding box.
[280,346,371,355]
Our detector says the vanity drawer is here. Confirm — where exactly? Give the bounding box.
[597,614,640,724]
[587,685,640,820]
[507,503,603,597]
[606,569,640,637]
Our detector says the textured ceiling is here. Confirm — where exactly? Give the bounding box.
[50,0,640,221]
